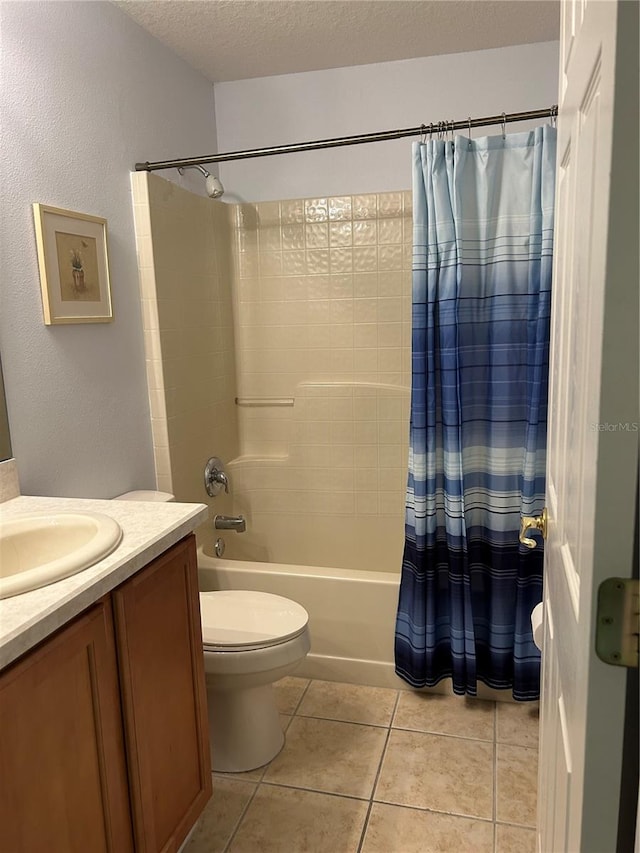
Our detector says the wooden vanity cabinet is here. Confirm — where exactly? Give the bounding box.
[113,534,212,852]
[0,534,211,853]
[0,596,133,853]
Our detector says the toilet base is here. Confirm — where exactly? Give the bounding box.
[207,682,285,772]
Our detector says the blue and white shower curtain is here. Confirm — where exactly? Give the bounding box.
[395,126,556,700]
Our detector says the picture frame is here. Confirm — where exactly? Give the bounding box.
[32,204,113,324]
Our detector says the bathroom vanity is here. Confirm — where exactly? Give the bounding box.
[0,493,211,853]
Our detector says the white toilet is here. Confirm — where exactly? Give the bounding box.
[200,589,310,772]
[114,491,310,773]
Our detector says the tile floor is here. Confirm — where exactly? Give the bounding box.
[186,677,539,853]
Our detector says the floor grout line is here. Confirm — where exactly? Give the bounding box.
[220,777,261,853]
[356,689,402,853]
[287,712,498,743]
[291,712,398,731]
[492,700,498,852]
[493,699,498,829]
[291,677,313,714]
[379,802,497,823]
[389,723,496,742]
[252,778,502,826]
[259,778,371,802]
[371,795,495,824]
[294,711,399,729]
[495,819,538,829]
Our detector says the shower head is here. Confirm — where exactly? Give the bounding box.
[177,164,224,199]
[205,174,224,199]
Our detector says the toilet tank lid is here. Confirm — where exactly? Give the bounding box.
[114,490,175,502]
[200,590,309,648]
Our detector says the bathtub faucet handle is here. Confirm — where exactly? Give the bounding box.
[204,456,230,497]
[214,470,230,493]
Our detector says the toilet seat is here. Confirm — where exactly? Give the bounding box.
[199,590,311,771]
[200,590,309,652]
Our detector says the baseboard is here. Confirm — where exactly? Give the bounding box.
[296,652,520,702]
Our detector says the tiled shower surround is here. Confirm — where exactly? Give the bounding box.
[131,173,239,529]
[133,176,413,571]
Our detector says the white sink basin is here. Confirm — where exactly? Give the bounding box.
[0,512,123,599]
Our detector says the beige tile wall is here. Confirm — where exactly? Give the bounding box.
[131,173,238,522]
[227,382,409,571]
[225,193,413,571]
[233,192,412,402]
[133,180,412,571]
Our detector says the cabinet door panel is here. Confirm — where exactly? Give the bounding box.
[0,599,133,853]
[113,534,211,853]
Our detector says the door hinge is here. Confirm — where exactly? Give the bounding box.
[595,578,639,668]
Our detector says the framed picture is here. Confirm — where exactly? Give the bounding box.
[33,204,113,324]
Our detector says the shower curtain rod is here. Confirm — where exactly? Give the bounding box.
[134,105,558,172]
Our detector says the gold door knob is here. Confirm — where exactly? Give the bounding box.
[519,508,548,549]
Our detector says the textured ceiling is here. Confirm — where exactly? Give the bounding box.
[116,0,560,82]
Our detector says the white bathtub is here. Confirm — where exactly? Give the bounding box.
[197,547,517,701]
[197,546,405,689]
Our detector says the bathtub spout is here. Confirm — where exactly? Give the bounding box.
[214,514,246,533]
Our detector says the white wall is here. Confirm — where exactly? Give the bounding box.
[0,1,217,497]
[214,41,559,202]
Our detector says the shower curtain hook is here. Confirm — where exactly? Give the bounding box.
[501,112,507,139]
[420,123,427,145]
[550,107,557,128]
[429,123,433,141]
[468,117,472,148]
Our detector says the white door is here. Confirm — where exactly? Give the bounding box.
[537,1,638,851]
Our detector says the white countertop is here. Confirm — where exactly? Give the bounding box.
[0,495,209,669]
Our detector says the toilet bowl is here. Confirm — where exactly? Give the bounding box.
[113,491,310,773]
[200,589,310,772]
